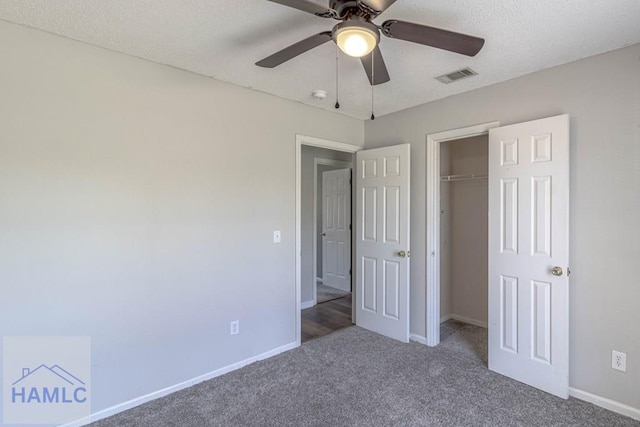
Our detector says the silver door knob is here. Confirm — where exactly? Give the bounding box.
[398,250,407,258]
[551,266,563,276]
[321,232,326,236]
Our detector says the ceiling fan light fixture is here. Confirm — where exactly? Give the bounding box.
[333,21,379,58]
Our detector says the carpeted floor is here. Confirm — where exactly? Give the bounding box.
[92,321,639,426]
[316,283,350,304]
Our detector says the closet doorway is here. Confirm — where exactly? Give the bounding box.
[439,136,488,331]
[425,121,499,346]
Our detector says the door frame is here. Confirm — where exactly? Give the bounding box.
[425,122,499,347]
[313,158,352,305]
[295,134,362,346]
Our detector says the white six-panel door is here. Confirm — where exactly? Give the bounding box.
[355,144,410,343]
[488,114,570,398]
[322,168,352,292]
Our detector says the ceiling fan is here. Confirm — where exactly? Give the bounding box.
[256,0,485,85]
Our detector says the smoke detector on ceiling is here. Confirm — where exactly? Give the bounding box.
[435,67,478,84]
[312,89,328,100]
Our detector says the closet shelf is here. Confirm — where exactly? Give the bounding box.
[440,172,488,182]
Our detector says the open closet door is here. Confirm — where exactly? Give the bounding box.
[488,114,570,398]
[355,144,410,343]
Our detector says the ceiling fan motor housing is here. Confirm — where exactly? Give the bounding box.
[329,0,363,19]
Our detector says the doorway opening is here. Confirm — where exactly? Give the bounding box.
[302,146,353,343]
[314,159,352,307]
[438,135,489,360]
[295,135,361,346]
[425,122,499,347]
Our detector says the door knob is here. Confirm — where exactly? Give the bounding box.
[551,266,563,276]
[398,250,407,258]
[321,232,326,236]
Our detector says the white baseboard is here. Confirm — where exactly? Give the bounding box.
[442,314,488,329]
[440,314,452,323]
[316,277,323,283]
[569,387,640,421]
[61,341,298,427]
[409,333,427,345]
[301,300,315,309]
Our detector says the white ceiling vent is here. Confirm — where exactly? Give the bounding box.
[435,68,478,84]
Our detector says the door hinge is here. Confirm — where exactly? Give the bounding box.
[349,224,352,230]
[349,269,352,275]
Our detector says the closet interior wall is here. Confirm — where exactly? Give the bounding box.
[439,135,489,326]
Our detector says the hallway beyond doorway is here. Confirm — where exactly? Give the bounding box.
[302,294,352,343]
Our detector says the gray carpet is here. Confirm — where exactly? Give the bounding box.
[316,283,350,304]
[92,321,639,426]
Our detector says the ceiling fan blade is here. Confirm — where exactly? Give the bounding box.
[256,31,333,68]
[360,46,390,85]
[357,0,397,15]
[381,20,485,57]
[266,0,334,17]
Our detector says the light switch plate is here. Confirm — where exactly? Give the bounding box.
[273,230,281,243]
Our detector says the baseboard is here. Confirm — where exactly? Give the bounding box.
[440,314,452,323]
[570,387,640,421]
[445,314,488,329]
[409,333,427,345]
[320,284,350,293]
[316,277,323,283]
[61,341,298,427]
[301,300,315,309]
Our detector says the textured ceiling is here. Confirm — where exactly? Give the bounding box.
[1,1,639,119]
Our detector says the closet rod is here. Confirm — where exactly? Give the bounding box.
[440,172,488,182]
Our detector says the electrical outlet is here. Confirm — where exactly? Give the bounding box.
[230,320,240,336]
[612,350,626,372]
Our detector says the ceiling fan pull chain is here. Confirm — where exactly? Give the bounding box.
[335,45,340,109]
[370,49,375,120]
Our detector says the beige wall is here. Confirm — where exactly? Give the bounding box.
[0,20,363,414]
[439,144,451,319]
[442,136,488,324]
[365,44,640,409]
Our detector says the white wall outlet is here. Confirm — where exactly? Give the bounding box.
[273,230,281,243]
[230,320,240,336]
[612,350,626,372]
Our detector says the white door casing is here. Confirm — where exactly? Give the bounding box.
[355,144,410,343]
[488,114,570,398]
[322,168,352,292]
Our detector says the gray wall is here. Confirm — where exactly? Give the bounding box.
[300,146,353,304]
[442,136,488,324]
[364,44,640,409]
[0,21,363,414]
